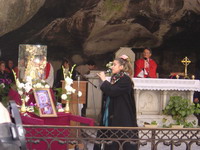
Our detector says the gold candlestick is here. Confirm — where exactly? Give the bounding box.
[181,57,191,79]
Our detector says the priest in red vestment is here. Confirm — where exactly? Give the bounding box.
[134,48,157,78]
[44,62,54,87]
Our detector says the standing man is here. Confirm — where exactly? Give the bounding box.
[134,48,157,78]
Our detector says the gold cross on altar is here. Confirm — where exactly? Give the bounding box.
[181,56,191,79]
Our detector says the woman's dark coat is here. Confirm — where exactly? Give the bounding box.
[94,74,138,150]
[100,74,137,127]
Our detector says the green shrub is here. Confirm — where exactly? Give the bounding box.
[163,96,200,126]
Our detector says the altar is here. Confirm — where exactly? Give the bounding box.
[85,76,200,126]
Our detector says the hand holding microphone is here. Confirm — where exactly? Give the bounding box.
[97,71,106,81]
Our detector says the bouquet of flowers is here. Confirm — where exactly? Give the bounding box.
[61,64,82,113]
[15,76,33,112]
[105,61,113,76]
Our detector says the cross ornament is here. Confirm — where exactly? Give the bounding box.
[181,57,191,79]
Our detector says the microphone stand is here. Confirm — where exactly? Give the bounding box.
[75,71,97,88]
[77,75,80,116]
[75,70,98,119]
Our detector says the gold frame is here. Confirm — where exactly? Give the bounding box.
[33,88,57,117]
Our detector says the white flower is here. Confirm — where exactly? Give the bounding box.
[26,76,32,83]
[25,95,30,102]
[24,83,32,93]
[18,90,23,96]
[65,85,76,94]
[61,94,67,100]
[45,84,50,88]
[65,77,73,85]
[18,83,25,89]
[78,91,82,97]
[0,83,5,88]
[41,80,46,83]
[34,83,42,88]
[58,108,64,112]
[72,88,76,93]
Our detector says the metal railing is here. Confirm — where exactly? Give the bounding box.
[23,125,200,150]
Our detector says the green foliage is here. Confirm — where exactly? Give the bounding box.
[151,121,157,125]
[33,106,39,116]
[0,83,12,107]
[195,103,200,114]
[163,96,200,127]
[54,88,62,102]
[162,118,167,123]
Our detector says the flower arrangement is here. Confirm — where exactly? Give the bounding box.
[15,76,33,112]
[105,61,113,76]
[13,68,50,113]
[61,64,82,113]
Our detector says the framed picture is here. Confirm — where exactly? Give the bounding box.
[33,88,57,117]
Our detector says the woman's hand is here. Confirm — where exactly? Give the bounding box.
[97,72,106,81]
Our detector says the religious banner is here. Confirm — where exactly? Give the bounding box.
[18,44,47,82]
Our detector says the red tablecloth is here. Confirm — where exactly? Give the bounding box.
[21,112,94,126]
[21,112,94,150]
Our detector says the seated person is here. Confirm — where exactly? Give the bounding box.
[134,48,157,78]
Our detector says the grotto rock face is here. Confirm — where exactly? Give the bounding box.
[0,0,200,60]
[17,0,200,56]
[0,0,45,37]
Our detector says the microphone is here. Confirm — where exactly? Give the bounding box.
[105,68,112,74]
[105,69,111,74]
[144,57,147,60]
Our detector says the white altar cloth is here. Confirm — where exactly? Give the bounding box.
[85,76,199,126]
[133,78,200,91]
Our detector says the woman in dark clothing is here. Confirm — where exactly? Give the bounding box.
[54,59,76,88]
[94,55,138,150]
